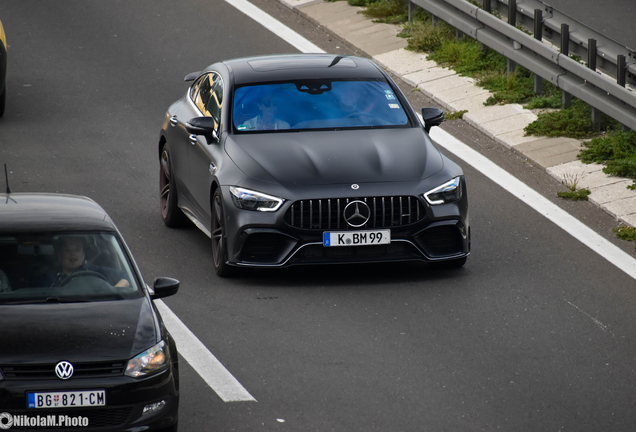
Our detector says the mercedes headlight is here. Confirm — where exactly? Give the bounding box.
[125,341,169,378]
[230,186,284,212]
[424,177,462,205]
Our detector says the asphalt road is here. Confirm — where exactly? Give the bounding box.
[2,1,636,431]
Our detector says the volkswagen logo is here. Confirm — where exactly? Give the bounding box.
[55,361,74,380]
[343,200,371,228]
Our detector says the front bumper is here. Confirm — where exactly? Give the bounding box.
[221,185,470,268]
[0,364,178,431]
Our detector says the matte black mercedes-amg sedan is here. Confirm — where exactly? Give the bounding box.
[158,54,469,276]
[0,193,180,432]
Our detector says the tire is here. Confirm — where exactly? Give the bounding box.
[211,189,234,277]
[160,145,187,227]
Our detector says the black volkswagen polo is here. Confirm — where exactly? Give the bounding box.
[0,193,180,431]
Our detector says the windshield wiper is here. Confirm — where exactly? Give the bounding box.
[0,298,59,305]
[0,297,90,305]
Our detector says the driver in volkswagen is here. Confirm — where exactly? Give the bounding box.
[46,236,130,288]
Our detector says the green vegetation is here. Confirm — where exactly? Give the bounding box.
[445,110,467,120]
[402,19,454,51]
[613,226,636,250]
[525,99,622,139]
[557,189,591,200]
[579,130,636,189]
[557,173,591,201]
[335,0,417,24]
[358,0,409,23]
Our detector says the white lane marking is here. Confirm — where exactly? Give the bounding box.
[430,127,636,281]
[224,0,325,54]
[155,300,257,402]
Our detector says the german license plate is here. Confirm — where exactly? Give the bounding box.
[323,230,390,246]
[28,390,106,408]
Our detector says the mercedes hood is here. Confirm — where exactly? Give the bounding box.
[225,127,444,186]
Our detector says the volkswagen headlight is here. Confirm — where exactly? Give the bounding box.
[230,186,284,212]
[424,177,462,205]
[125,341,169,378]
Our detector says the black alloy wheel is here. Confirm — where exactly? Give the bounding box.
[160,145,187,227]
[211,189,233,277]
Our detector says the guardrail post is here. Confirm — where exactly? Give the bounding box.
[617,55,626,87]
[480,0,491,53]
[617,54,631,131]
[533,9,543,94]
[561,23,572,107]
[588,38,601,131]
[408,0,415,24]
[508,0,516,27]
[507,0,517,76]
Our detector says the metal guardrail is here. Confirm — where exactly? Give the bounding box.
[409,0,636,130]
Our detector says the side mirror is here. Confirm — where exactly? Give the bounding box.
[186,117,219,144]
[150,277,180,300]
[421,107,445,134]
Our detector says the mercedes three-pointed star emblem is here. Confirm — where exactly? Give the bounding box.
[343,200,371,228]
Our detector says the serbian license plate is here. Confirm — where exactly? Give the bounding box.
[323,230,390,247]
[28,390,106,409]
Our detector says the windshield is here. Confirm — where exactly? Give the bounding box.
[0,231,142,304]
[233,80,410,132]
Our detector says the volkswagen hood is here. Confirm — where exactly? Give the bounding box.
[0,298,158,364]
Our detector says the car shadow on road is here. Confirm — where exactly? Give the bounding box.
[227,261,472,289]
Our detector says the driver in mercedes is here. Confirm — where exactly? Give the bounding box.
[46,236,130,288]
[330,83,376,123]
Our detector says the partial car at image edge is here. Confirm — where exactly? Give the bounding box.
[0,18,7,117]
[0,193,180,432]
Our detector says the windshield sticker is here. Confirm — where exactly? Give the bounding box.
[385,94,396,100]
[237,124,247,130]
[388,103,400,109]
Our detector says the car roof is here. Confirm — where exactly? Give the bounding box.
[217,54,386,86]
[0,193,117,233]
